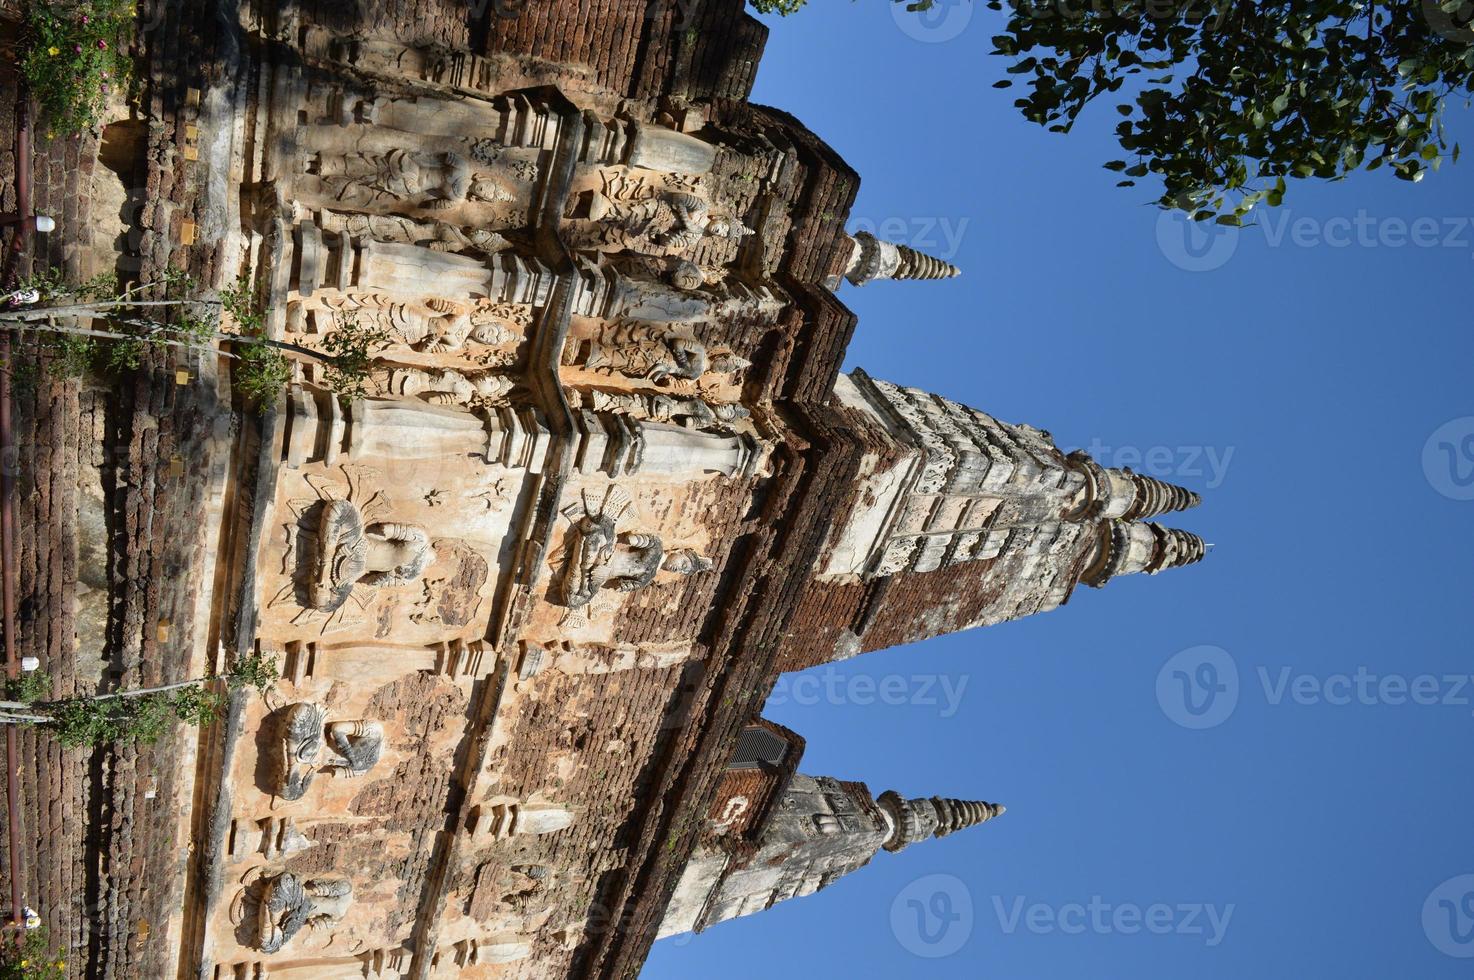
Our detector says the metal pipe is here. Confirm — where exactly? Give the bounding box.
[3,82,32,932]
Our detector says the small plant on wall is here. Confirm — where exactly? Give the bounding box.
[0,651,277,748]
[0,925,67,980]
[2,271,388,406]
[21,0,136,136]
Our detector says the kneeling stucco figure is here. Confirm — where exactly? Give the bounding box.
[555,487,713,608]
[310,500,433,611]
[273,702,327,802]
[257,872,353,954]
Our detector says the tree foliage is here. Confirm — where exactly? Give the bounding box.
[317,313,392,399]
[754,0,1474,221]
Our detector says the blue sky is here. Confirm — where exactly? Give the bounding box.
[644,3,1474,978]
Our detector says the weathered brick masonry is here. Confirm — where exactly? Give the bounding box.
[0,2,1209,977]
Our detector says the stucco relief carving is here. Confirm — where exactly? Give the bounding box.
[578,187,752,256]
[269,702,386,801]
[381,365,515,407]
[307,148,512,212]
[271,701,327,802]
[289,294,519,355]
[310,499,434,611]
[317,211,512,257]
[553,487,712,609]
[573,389,749,431]
[564,327,751,387]
[254,872,354,954]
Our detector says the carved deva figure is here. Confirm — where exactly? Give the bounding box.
[269,703,383,800]
[257,872,354,954]
[271,702,327,801]
[605,192,752,251]
[310,500,433,611]
[573,330,754,385]
[384,365,514,406]
[300,296,514,353]
[575,332,707,384]
[312,148,511,211]
[555,487,712,608]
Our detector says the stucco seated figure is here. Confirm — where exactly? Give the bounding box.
[310,500,433,611]
[270,704,384,800]
[558,517,665,609]
[555,488,713,608]
[312,148,509,212]
[612,192,751,250]
[257,872,353,954]
[272,702,327,802]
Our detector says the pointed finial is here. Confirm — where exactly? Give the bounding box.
[877,791,1006,853]
[1117,472,1201,519]
[843,231,960,286]
[1081,521,1208,588]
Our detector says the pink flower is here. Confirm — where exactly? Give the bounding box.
[80,13,90,23]
[74,43,83,54]
[97,39,108,50]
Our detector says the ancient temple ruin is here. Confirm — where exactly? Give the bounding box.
[2,2,1210,977]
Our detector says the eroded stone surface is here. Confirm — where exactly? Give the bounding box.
[5,3,1211,978]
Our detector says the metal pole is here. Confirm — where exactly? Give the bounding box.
[3,80,32,932]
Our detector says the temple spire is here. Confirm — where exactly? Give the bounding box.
[1065,451,1202,521]
[1081,520,1208,588]
[660,776,1006,939]
[843,231,960,286]
[877,791,1006,853]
